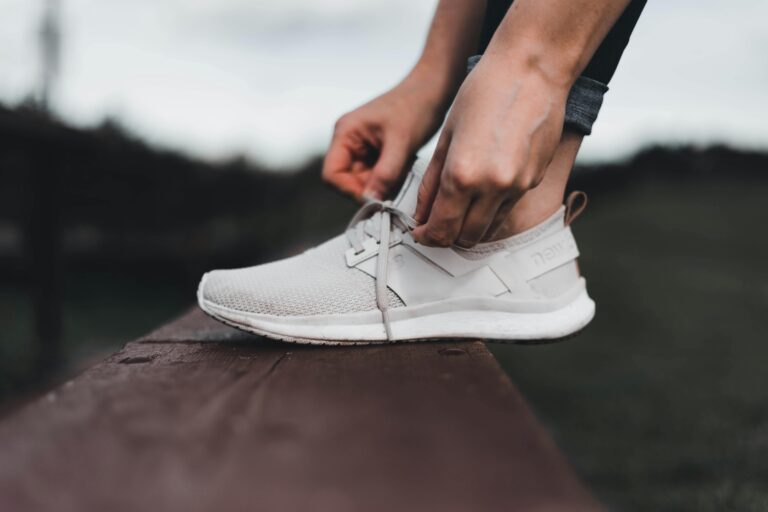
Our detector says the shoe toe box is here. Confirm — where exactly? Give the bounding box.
[198,257,401,318]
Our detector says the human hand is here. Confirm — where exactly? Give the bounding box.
[412,56,569,247]
[322,75,447,201]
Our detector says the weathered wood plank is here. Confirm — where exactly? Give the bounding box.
[0,308,601,512]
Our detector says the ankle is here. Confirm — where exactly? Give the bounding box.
[488,201,563,240]
[486,129,583,241]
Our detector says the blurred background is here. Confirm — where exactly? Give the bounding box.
[1,0,766,510]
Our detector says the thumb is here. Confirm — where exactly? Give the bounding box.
[362,136,408,200]
[414,134,449,224]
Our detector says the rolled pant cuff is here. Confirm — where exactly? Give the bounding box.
[467,56,608,136]
[565,76,608,135]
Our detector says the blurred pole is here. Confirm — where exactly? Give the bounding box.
[39,0,61,110]
[28,0,63,379]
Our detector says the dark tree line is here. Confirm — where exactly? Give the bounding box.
[1,102,766,380]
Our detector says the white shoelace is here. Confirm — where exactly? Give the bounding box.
[345,199,418,340]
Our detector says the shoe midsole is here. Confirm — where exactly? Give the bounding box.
[198,277,594,342]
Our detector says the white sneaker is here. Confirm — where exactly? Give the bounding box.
[198,159,595,345]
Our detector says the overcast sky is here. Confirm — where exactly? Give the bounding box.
[1,0,767,167]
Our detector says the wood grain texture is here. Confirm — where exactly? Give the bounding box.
[0,308,601,512]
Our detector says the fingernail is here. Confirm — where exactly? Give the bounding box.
[362,188,379,200]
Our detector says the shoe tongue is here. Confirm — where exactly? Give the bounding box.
[393,158,427,217]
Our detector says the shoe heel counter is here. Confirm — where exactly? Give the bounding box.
[528,259,582,299]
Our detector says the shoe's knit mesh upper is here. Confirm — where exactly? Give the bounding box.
[201,235,404,316]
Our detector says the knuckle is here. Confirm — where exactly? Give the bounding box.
[508,174,533,195]
[515,173,539,192]
[447,163,477,192]
[333,114,351,132]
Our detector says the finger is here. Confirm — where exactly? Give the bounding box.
[482,199,516,241]
[321,137,364,198]
[412,181,472,247]
[363,135,408,200]
[456,196,505,248]
[414,133,450,224]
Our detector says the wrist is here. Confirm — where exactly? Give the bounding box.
[483,36,581,92]
[485,0,599,90]
[408,55,464,109]
[484,0,632,89]
[395,64,453,123]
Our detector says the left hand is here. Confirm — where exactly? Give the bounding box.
[412,55,569,247]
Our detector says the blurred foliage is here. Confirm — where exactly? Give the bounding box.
[0,104,357,283]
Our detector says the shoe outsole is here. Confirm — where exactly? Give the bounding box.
[199,302,589,347]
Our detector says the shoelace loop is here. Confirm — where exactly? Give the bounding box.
[345,199,418,341]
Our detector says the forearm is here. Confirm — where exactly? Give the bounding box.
[485,0,631,88]
[406,0,486,112]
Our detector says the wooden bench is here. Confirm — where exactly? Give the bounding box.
[0,308,601,512]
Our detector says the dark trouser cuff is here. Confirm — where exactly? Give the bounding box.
[564,76,608,135]
[467,56,609,136]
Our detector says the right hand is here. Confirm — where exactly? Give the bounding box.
[322,77,447,201]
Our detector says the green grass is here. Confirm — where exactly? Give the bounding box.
[490,176,768,511]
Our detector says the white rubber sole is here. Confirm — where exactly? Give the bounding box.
[197,275,595,346]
